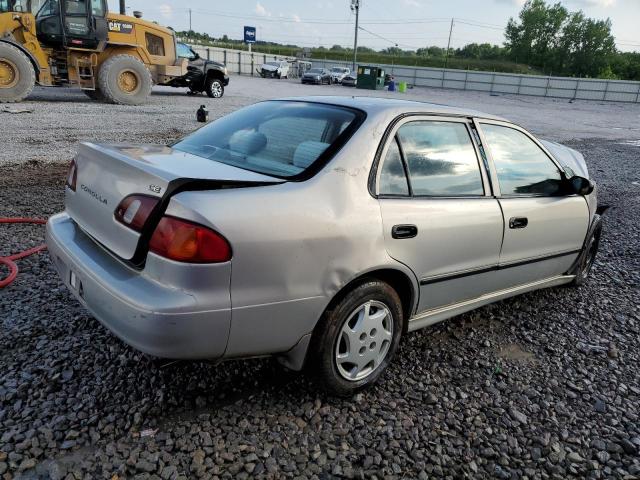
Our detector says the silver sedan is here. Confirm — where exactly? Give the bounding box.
[46,96,603,395]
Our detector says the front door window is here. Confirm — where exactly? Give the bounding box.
[481,124,562,196]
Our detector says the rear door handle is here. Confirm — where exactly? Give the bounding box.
[391,224,418,239]
[509,217,528,229]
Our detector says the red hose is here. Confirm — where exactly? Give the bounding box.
[0,218,48,289]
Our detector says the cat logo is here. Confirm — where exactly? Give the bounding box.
[108,21,134,34]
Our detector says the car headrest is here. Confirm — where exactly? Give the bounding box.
[293,141,330,169]
[229,130,268,155]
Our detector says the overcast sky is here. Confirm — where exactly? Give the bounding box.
[107,0,640,52]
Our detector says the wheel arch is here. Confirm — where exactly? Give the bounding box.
[278,266,418,372]
[328,268,418,327]
[205,67,225,81]
[0,39,40,76]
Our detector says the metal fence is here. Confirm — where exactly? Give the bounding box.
[190,45,640,103]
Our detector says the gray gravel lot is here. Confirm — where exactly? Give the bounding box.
[1,75,640,166]
[0,77,639,479]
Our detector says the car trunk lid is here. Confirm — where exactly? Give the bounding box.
[66,142,279,262]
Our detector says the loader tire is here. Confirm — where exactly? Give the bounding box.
[98,54,152,105]
[0,43,36,103]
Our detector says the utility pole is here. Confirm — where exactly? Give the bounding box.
[189,8,192,33]
[119,0,125,15]
[444,17,454,69]
[351,0,360,72]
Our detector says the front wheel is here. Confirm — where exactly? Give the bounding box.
[570,217,603,286]
[205,77,224,98]
[308,280,404,396]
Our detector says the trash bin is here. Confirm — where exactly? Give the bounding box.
[388,80,396,92]
[356,65,385,90]
[398,82,407,93]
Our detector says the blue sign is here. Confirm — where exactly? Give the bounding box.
[244,26,256,44]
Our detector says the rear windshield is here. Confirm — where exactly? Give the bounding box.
[172,101,362,179]
[308,69,323,74]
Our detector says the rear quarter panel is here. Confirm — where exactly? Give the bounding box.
[165,113,418,356]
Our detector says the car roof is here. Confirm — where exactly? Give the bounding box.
[278,95,507,122]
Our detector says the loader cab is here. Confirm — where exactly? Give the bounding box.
[35,0,108,49]
[0,0,30,13]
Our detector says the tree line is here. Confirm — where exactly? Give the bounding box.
[175,0,640,81]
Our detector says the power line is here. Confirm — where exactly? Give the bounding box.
[357,26,420,50]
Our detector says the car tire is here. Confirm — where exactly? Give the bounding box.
[98,54,152,105]
[569,217,603,286]
[205,77,224,98]
[0,42,36,103]
[308,280,404,396]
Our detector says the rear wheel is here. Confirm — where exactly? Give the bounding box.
[0,43,35,103]
[204,76,224,98]
[309,280,404,396]
[98,54,152,105]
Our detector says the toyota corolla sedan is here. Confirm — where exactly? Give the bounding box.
[46,97,603,395]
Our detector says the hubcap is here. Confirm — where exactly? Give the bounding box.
[335,300,393,381]
[211,81,222,97]
[0,59,18,89]
[117,70,139,94]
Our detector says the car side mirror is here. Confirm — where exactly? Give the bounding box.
[190,51,200,61]
[566,175,594,196]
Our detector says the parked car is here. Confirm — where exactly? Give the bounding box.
[301,68,332,85]
[259,60,290,79]
[341,74,357,87]
[47,97,603,396]
[330,67,351,83]
[163,42,229,98]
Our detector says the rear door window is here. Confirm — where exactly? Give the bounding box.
[379,138,409,196]
[392,121,484,196]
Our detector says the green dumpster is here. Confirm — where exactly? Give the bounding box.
[356,65,385,90]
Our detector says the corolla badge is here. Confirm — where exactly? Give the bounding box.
[149,184,162,194]
[80,184,108,205]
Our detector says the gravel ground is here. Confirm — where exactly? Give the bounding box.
[1,78,639,479]
[1,75,640,166]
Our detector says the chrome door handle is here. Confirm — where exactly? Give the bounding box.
[391,224,418,239]
[509,217,528,229]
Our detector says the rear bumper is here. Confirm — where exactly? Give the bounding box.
[223,75,230,86]
[45,213,231,359]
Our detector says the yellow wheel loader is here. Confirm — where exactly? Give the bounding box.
[0,0,193,104]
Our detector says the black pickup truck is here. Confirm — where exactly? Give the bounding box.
[165,42,230,98]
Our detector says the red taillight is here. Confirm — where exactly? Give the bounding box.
[66,159,77,191]
[114,195,159,232]
[149,216,232,263]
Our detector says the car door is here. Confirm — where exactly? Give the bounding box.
[375,116,504,313]
[476,120,590,288]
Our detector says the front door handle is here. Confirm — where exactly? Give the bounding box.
[509,217,528,229]
[392,224,418,239]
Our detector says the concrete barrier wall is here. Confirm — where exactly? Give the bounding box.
[190,45,640,103]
